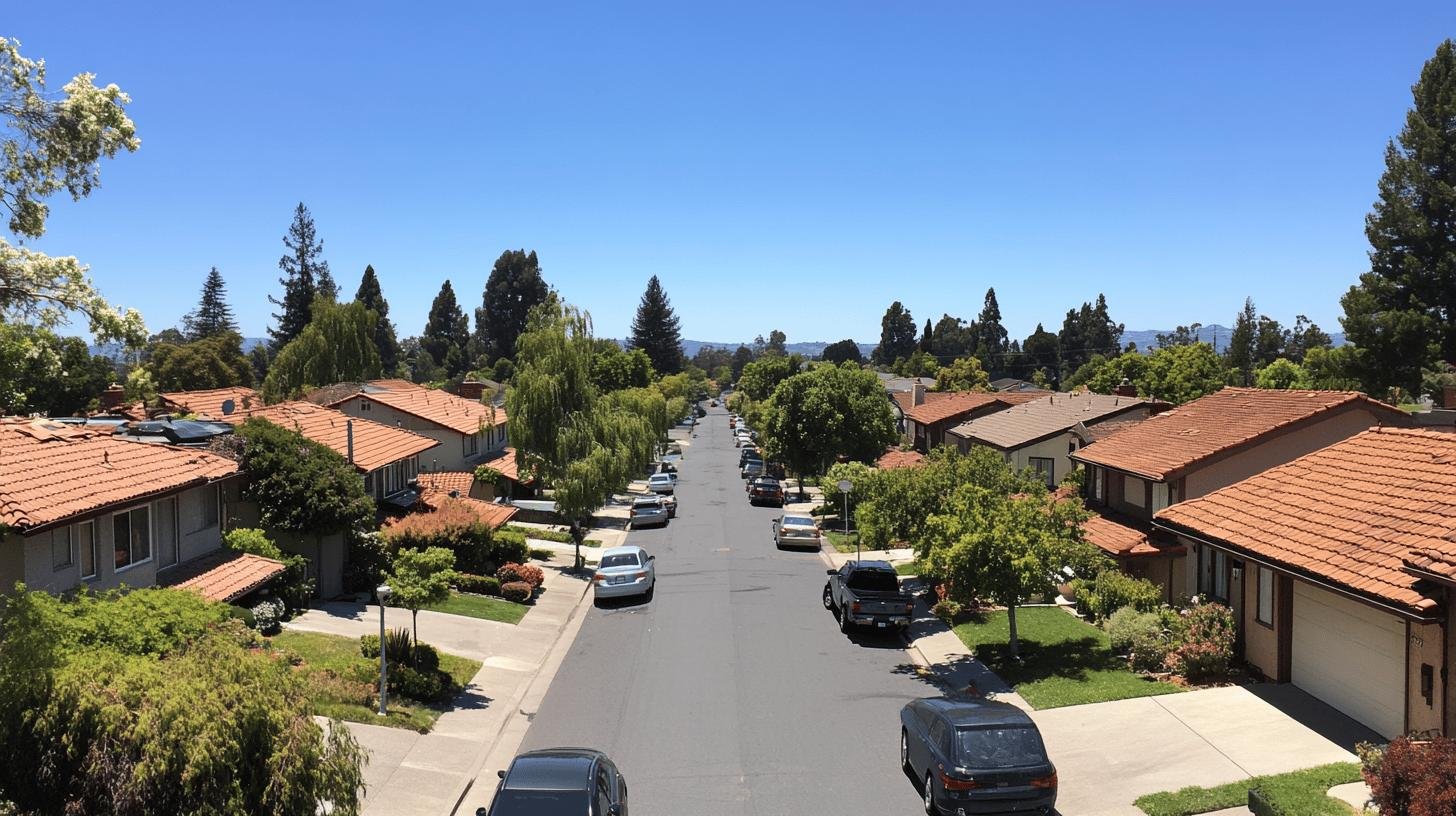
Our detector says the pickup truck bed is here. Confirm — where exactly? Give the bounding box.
[823,560,914,634]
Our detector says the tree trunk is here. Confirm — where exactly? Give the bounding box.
[411,609,419,651]
[1007,603,1020,660]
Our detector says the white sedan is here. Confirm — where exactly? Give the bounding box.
[593,546,657,601]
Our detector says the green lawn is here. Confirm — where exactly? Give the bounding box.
[824,530,860,553]
[1135,762,1362,816]
[529,547,554,561]
[894,561,924,576]
[953,607,1182,709]
[268,630,482,732]
[426,591,528,625]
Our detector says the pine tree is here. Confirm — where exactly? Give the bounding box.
[974,288,1009,375]
[182,267,238,340]
[422,280,470,378]
[920,318,933,353]
[269,203,329,351]
[1226,297,1258,386]
[628,275,683,374]
[316,267,339,303]
[1341,39,1456,397]
[872,302,917,365]
[475,249,550,364]
[355,265,399,374]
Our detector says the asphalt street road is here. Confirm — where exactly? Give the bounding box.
[517,405,933,815]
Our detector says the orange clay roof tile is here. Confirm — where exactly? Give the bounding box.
[1155,426,1456,614]
[227,401,438,473]
[162,550,286,602]
[876,448,927,469]
[328,388,507,435]
[0,418,239,530]
[1073,387,1408,481]
[157,387,262,420]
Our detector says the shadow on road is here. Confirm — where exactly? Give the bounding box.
[593,593,654,611]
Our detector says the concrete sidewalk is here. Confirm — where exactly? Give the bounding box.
[288,561,596,816]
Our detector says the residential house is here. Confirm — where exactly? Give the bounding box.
[1071,387,1412,601]
[947,391,1167,487]
[990,377,1044,393]
[157,386,261,420]
[0,418,253,598]
[323,381,508,473]
[899,382,1044,452]
[1155,427,1456,740]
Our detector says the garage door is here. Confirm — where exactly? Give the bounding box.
[1292,581,1405,738]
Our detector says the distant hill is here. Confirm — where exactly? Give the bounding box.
[681,340,877,360]
[1121,326,1346,354]
[89,336,268,360]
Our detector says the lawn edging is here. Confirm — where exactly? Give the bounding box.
[1133,762,1362,816]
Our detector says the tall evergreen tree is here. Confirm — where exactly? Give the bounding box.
[355,265,399,373]
[628,275,683,374]
[182,267,238,340]
[1341,39,1456,397]
[1021,323,1060,385]
[973,288,1009,375]
[1225,297,1258,386]
[731,345,754,381]
[919,318,934,353]
[872,301,917,366]
[268,202,330,351]
[932,314,975,359]
[475,249,550,363]
[422,280,470,378]
[316,267,339,303]
[1058,294,1123,378]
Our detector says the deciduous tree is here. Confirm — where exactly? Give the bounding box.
[262,300,381,402]
[1254,358,1313,390]
[759,363,897,495]
[233,417,377,538]
[934,356,990,392]
[820,338,864,365]
[387,547,456,647]
[147,331,253,391]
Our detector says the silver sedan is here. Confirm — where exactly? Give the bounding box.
[593,546,657,601]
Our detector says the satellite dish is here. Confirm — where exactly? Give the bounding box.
[221,399,236,416]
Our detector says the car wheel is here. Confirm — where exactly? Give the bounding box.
[923,772,938,815]
[645,582,655,602]
[901,729,911,771]
[822,584,835,611]
[839,604,852,634]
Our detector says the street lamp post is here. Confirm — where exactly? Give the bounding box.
[836,479,855,563]
[376,584,391,716]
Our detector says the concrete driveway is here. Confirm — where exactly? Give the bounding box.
[1036,683,1377,816]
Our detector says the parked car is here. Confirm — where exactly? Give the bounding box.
[822,560,914,634]
[773,514,821,550]
[593,546,657,601]
[741,459,765,480]
[478,747,629,816]
[659,493,677,517]
[748,477,784,506]
[899,697,1057,816]
[738,449,761,469]
[647,473,676,494]
[629,496,669,529]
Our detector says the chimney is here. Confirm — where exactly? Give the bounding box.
[346,420,355,464]
[1114,378,1138,398]
[100,383,125,411]
[912,380,926,406]
[459,380,486,401]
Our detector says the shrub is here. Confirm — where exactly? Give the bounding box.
[226,605,257,630]
[497,562,544,589]
[224,527,313,614]
[411,643,440,672]
[1129,626,1174,673]
[500,581,532,603]
[1165,602,1236,682]
[359,634,380,660]
[455,573,501,596]
[345,531,392,593]
[306,669,375,708]
[1105,606,1162,655]
[384,626,414,661]
[224,528,282,559]
[250,598,285,634]
[491,529,529,565]
[1082,570,1162,622]
[389,664,446,702]
[1362,736,1456,816]
[382,499,526,573]
[931,599,962,622]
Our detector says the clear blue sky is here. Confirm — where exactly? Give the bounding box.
[10,2,1455,345]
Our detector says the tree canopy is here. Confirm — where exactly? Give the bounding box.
[821,338,864,365]
[355,265,399,374]
[262,300,381,402]
[1341,39,1456,398]
[872,301,917,366]
[233,417,377,537]
[0,322,115,416]
[387,547,456,646]
[591,344,655,392]
[476,249,550,364]
[181,267,238,340]
[934,356,990,392]
[628,275,683,374]
[269,203,330,351]
[736,354,796,401]
[759,363,897,492]
[422,280,470,378]
[147,331,253,392]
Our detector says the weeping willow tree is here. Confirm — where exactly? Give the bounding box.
[261,299,381,402]
[508,300,671,568]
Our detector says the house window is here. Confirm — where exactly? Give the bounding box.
[1198,545,1228,603]
[51,527,73,570]
[1256,566,1274,626]
[1092,468,1105,504]
[1125,477,1146,509]
[192,484,219,533]
[464,432,479,457]
[1028,457,1055,488]
[78,521,96,579]
[156,496,179,570]
[360,400,372,412]
[113,506,152,571]
[363,472,375,495]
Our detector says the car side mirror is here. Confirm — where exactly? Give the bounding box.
[826,568,837,575]
[648,555,655,561]
[497,769,506,779]
[608,806,622,816]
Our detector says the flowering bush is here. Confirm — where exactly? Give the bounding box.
[382,499,528,573]
[1081,569,1162,622]
[1105,606,1161,655]
[497,562,544,589]
[1164,602,1235,682]
[1362,736,1456,816]
[500,581,533,603]
[250,598,285,634]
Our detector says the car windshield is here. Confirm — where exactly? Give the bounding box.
[782,517,814,527]
[955,726,1048,768]
[601,553,641,568]
[650,474,670,482]
[847,569,900,592]
[633,499,660,509]
[488,790,591,815]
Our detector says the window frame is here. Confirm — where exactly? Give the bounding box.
[77,520,97,580]
[51,526,73,571]
[1092,467,1105,504]
[156,495,180,571]
[1027,456,1055,488]
[112,504,153,574]
[1256,565,1274,627]
[191,483,220,533]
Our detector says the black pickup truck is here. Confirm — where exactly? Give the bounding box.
[822,560,915,634]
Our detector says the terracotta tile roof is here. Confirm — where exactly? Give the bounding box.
[1405,548,1456,584]
[876,448,926,469]
[477,447,521,481]
[367,378,425,392]
[904,392,1008,426]
[327,388,507,435]
[226,401,438,474]
[162,550,286,603]
[1084,416,1150,441]
[950,392,1159,449]
[1083,510,1182,558]
[419,471,477,497]
[0,418,239,531]
[416,492,519,529]
[158,387,261,420]
[1154,426,1456,615]
[1072,387,1409,481]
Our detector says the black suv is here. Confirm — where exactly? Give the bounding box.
[480,748,628,816]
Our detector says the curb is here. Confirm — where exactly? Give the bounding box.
[445,571,596,816]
